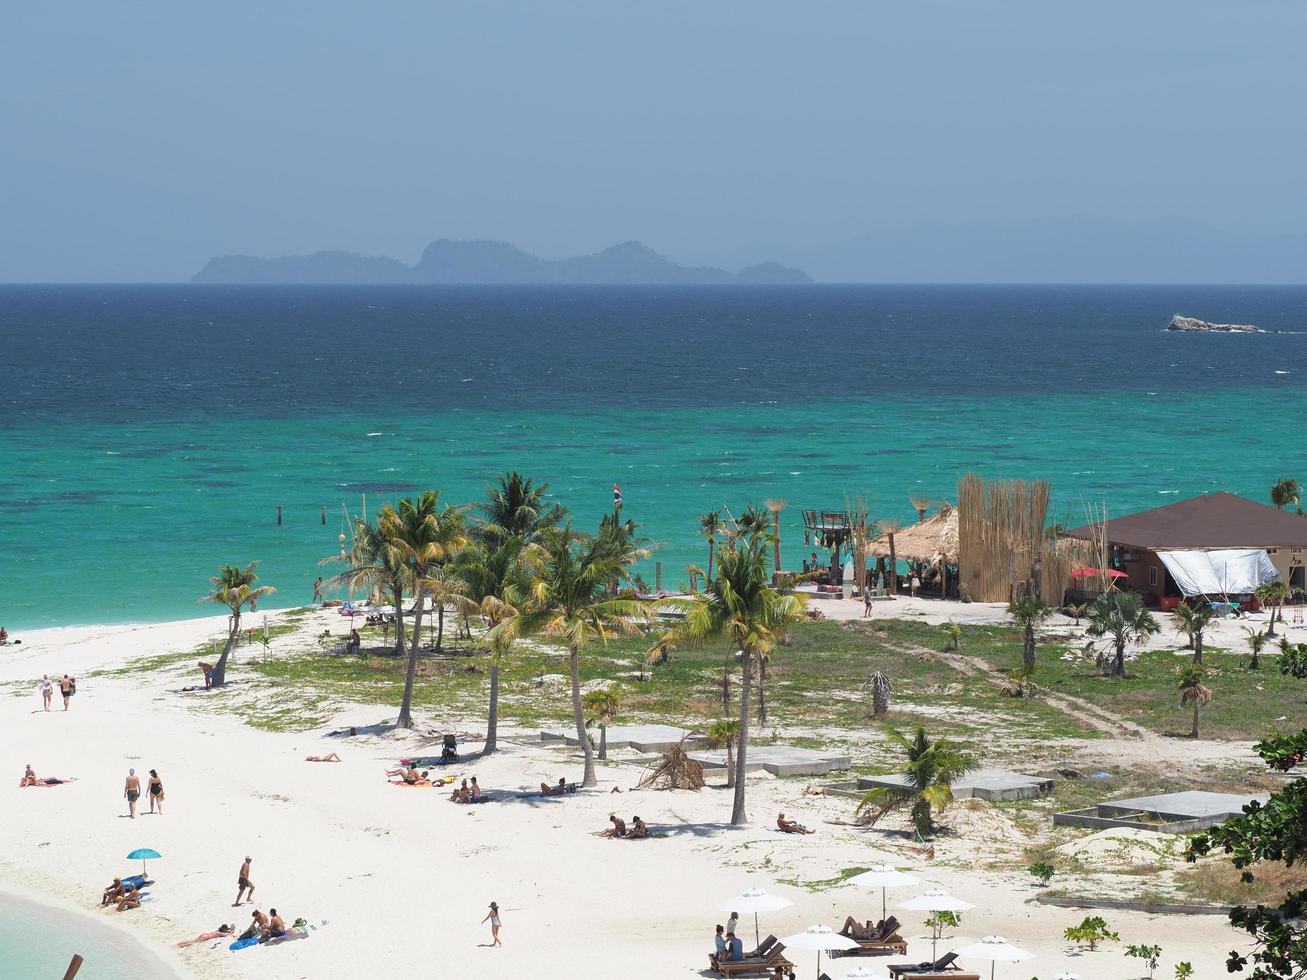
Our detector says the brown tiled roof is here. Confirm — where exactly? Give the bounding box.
[1062,492,1307,550]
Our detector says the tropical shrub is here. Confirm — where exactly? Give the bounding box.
[1126,943,1163,979]
[1063,915,1119,950]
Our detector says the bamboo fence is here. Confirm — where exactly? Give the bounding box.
[957,474,1051,602]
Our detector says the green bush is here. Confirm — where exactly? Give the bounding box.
[1028,861,1055,886]
[1063,915,1119,950]
[1126,943,1163,979]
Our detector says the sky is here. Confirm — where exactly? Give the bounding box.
[2,1,1306,282]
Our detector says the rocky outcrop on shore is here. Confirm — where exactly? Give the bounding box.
[1168,314,1263,333]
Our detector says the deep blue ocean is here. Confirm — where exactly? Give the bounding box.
[1,284,1305,629]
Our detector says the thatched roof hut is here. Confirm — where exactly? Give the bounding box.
[868,504,959,565]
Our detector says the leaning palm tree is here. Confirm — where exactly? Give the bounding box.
[1256,581,1291,638]
[379,491,469,729]
[583,687,622,761]
[1243,626,1268,670]
[199,562,276,687]
[857,726,976,839]
[699,510,723,582]
[1178,664,1213,738]
[491,524,649,787]
[654,520,806,825]
[1173,601,1215,664]
[1008,596,1051,674]
[1086,591,1161,677]
[706,716,741,789]
[1270,478,1302,511]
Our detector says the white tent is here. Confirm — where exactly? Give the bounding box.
[1156,549,1279,597]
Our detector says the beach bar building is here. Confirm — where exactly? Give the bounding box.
[1062,492,1307,609]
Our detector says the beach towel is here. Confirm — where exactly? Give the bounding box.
[229,937,260,951]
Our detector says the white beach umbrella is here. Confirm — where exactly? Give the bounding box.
[849,864,920,921]
[720,887,794,946]
[780,924,860,978]
[956,936,1036,980]
[898,890,975,960]
[842,968,879,979]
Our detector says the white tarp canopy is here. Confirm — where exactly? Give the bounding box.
[1156,549,1279,597]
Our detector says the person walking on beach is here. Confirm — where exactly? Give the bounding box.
[481,901,503,947]
[313,577,323,603]
[147,769,164,814]
[39,675,53,710]
[59,674,75,710]
[124,769,140,818]
[234,856,255,906]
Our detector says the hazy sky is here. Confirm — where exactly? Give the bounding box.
[3,2,1305,281]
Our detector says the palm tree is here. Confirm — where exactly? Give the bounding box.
[857,726,976,839]
[880,518,902,595]
[1174,602,1215,663]
[1008,596,1051,674]
[325,518,408,656]
[199,562,276,687]
[379,491,469,729]
[583,687,622,761]
[1243,626,1268,670]
[1256,581,1291,638]
[699,510,723,581]
[491,524,649,787]
[706,716,741,789]
[866,671,893,717]
[654,521,806,825]
[764,499,787,573]
[1086,592,1161,677]
[1270,478,1302,511]
[478,471,565,544]
[1178,664,1213,738]
[1065,602,1087,626]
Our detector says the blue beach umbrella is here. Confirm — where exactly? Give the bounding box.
[126,847,161,878]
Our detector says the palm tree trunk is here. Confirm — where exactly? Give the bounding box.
[397,584,425,729]
[888,534,898,595]
[435,604,445,652]
[1194,632,1203,664]
[708,539,715,582]
[483,661,499,755]
[757,658,768,724]
[725,740,736,789]
[1023,624,1036,674]
[731,648,753,826]
[722,655,731,709]
[392,586,406,657]
[598,720,608,761]
[211,613,240,686]
[1114,639,1126,677]
[569,644,596,787]
[1192,701,1200,738]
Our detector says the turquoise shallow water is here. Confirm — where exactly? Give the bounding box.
[3,387,1305,630]
[2,284,1306,630]
[0,891,179,980]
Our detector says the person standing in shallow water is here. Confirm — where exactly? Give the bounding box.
[481,901,502,947]
[313,577,323,603]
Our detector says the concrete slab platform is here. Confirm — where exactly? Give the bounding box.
[856,769,1053,802]
[688,745,851,777]
[539,724,706,753]
[1054,790,1266,833]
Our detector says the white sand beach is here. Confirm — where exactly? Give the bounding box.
[1,600,1288,980]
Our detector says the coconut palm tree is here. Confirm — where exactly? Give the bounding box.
[857,726,976,839]
[1243,626,1268,670]
[379,491,469,729]
[1086,591,1161,677]
[1174,601,1215,664]
[1178,664,1213,738]
[478,471,565,545]
[199,562,276,687]
[654,521,806,825]
[583,687,622,761]
[1271,478,1302,511]
[325,518,408,656]
[490,524,649,787]
[706,716,741,788]
[699,510,723,581]
[1008,596,1052,673]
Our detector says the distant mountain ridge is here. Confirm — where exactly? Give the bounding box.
[192,239,809,285]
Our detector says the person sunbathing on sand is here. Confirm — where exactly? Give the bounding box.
[595,814,626,838]
[469,776,481,801]
[540,777,568,796]
[625,815,648,839]
[177,924,233,947]
[388,765,425,785]
[306,752,341,762]
[238,909,268,941]
[776,811,815,834]
[115,892,141,912]
[100,878,127,907]
[839,915,881,939]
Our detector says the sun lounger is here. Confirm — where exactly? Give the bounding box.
[836,915,908,957]
[887,952,960,976]
[713,941,795,978]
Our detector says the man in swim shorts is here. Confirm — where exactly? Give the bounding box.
[264,908,286,940]
[124,769,140,818]
[234,856,255,906]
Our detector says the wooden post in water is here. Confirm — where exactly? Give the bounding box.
[655,562,662,593]
[63,953,85,980]
[321,505,327,526]
[276,506,283,526]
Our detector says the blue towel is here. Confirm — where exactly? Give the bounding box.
[229,938,259,951]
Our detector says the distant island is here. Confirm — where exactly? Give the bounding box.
[192,240,810,285]
[1168,314,1263,334]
